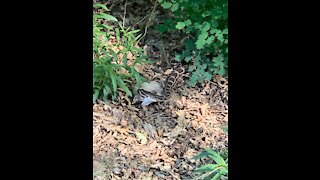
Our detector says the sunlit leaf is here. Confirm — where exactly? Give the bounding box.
[135,132,147,144]
[171,3,179,12]
[161,2,172,9]
[93,3,110,11]
[94,13,118,22]
[176,22,185,29]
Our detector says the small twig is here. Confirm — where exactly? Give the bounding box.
[133,13,151,28]
[171,35,196,52]
[136,0,158,45]
[122,0,128,27]
[168,171,180,180]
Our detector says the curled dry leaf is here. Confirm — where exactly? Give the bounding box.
[200,103,209,116]
[159,163,171,171]
[135,132,148,144]
[176,100,183,109]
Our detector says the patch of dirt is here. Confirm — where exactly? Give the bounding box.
[93,1,228,179]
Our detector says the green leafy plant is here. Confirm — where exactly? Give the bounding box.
[93,4,149,103]
[192,147,228,180]
[157,0,228,86]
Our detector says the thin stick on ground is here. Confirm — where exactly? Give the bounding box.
[136,0,158,45]
[122,0,128,27]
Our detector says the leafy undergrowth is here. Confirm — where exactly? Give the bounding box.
[93,0,228,179]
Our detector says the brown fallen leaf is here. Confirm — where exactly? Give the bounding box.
[176,110,185,117]
[135,131,148,144]
[159,163,171,171]
[163,126,186,138]
[200,103,209,116]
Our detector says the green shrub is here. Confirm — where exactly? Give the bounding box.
[192,147,228,180]
[93,3,149,103]
[157,0,228,86]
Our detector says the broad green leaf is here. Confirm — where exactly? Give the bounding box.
[194,22,202,29]
[132,68,142,87]
[161,2,172,9]
[182,49,190,57]
[186,26,193,33]
[206,36,215,44]
[198,76,204,83]
[199,32,209,40]
[195,56,201,65]
[217,34,224,42]
[202,11,211,17]
[131,47,145,56]
[175,22,185,29]
[94,13,118,22]
[188,65,196,72]
[126,29,140,35]
[217,67,226,76]
[99,24,112,30]
[185,56,192,62]
[134,33,142,42]
[204,147,218,155]
[220,167,228,174]
[201,63,208,70]
[213,61,224,67]
[188,73,198,87]
[175,54,182,61]
[196,67,205,74]
[184,19,192,26]
[171,3,179,12]
[193,164,219,173]
[210,28,217,34]
[204,72,213,80]
[133,56,147,66]
[215,29,223,36]
[108,49,118,63]
[213,55,224,63]
[191,148,214,160]
[110,72,117,99]
[110,63,123,71]
[93,4,110,11]
[202,22,211,32]
[115,76,132,97]
[196,38,206,49]
[103,86,111,101]
[211,20,219,28]
[93,90,100,103]
[223,29,228,34]
[123,51,128,67]
[205,148,226,165]
[212,172,222,180]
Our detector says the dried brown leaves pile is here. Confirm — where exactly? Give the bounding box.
[93,1,228,179]
[93,70,228,179]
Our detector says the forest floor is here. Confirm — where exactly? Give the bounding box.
[93,0,228,179]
